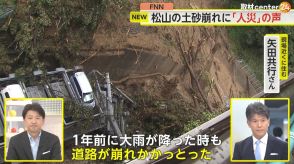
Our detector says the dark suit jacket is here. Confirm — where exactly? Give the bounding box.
[233,134,288,160]
[7,130,61,160]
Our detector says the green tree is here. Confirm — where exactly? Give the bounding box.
[0,0,130,75]
[227,0,294,80]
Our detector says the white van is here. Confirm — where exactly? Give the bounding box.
[70,72,95,108]
[0,84,26,101]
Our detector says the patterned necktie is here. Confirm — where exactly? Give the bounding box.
[255,140,261,160]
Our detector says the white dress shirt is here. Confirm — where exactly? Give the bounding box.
[28,132,41,160]
[252,133,268,160]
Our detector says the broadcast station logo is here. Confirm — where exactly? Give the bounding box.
[240,1,291,12]
[279,1,291,13]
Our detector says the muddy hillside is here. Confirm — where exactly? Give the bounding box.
[80,1,259,136]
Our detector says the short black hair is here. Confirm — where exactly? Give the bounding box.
[22,103,46,119]
[273,127,283,137]
[246,102,269,120]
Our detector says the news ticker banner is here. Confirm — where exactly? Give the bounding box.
[264,34,288,93]
[130,2,294,26]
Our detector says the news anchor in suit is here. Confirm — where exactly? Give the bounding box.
[233,102,288,160]
[7,103,61,160]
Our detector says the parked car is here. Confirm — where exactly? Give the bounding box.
[70,72,95,108]
[0,84,26,102]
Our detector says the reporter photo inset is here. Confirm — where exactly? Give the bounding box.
[230,98,290,163]
[4,98,64,163]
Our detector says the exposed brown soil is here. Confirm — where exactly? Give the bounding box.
[81,0,253,136]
